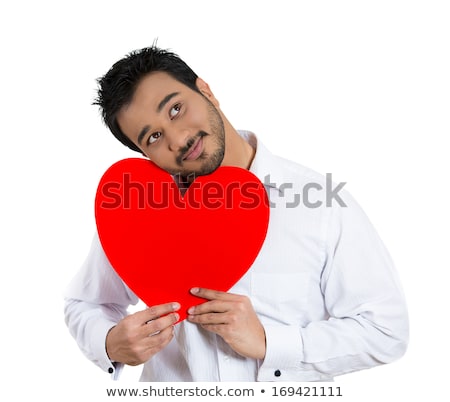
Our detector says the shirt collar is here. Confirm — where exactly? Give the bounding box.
[238,130,285,193]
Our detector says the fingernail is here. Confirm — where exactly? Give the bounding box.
[187,307,195,314]
[173,313,180,321]
[190,287,199,294]
[172,302,180,311]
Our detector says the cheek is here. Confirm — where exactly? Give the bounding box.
[185,105,210,128]
[149,153,167,165]
[145,148,169,166]
[146,149,182,175]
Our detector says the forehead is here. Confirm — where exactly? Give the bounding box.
[131,71,187,105]
[117,71,186,125]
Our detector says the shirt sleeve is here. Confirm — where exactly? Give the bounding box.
[64,233,139,378]
[258,190,409,381]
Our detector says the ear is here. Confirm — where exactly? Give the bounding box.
[196,77,220,107]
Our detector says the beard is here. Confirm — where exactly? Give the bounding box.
[168,98,225,178]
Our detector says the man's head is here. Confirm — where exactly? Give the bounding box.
[94,46,225,176]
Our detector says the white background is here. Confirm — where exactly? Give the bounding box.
[0,1,449,400]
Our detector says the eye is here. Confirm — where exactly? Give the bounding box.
[148,132,162,145]
[169,103,181,119]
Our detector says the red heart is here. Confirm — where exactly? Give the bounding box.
[95,158,269,321]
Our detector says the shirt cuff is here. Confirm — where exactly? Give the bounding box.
[257,324,304,381]
[89,318,122,379]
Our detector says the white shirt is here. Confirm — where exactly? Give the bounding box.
[64,132,408,382]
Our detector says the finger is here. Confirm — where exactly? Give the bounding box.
[133,302,180,325]
[143,312,180,337]
[187,311,227,325]
[187,299,229,316]
[190,287,237,301]
[144,325,175,354]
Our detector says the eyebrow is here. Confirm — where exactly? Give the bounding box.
[137,125,151,146]
[157,92,179,113]
[137,92,180,146]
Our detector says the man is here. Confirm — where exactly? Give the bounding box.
[64,46,409,381]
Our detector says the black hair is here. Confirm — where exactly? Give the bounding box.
[93,45,200,152]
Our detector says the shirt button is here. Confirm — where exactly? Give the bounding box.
[274,369,281,377]
[108,367,114,374]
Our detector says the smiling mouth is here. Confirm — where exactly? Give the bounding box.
[182,137,204,161]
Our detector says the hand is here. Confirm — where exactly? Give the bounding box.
[106,302,180,366]
[187,287,266,359]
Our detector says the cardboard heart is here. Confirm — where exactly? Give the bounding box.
[95,158,269,321]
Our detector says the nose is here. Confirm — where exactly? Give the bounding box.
[166,127,191,152]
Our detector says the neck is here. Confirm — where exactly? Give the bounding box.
[221,123,255,171]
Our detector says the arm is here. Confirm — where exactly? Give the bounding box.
[259,190,409,380]
[64,234,136,376]
[64,233,179,376]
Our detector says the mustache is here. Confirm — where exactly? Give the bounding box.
[176,131,208,165]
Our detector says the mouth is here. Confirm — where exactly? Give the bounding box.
[182,137,204,161]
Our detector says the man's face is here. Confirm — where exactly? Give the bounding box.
[117,72,225,177]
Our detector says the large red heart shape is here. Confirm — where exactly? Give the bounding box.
[95,158,269,321]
